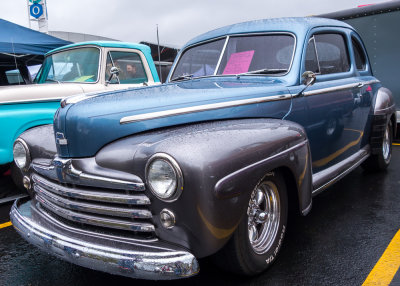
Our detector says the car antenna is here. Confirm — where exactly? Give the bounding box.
[11,38,20,85]
[157,24,162,83]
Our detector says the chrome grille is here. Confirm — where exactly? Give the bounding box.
[32,174,155,235]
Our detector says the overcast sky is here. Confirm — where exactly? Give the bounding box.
[1,0,391,47]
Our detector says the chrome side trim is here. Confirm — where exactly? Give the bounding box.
[303,80,380,97]
[312,145,370,196]
[215,140,308,192]
[0,97,63,105]
[120,93,292,124]
[32,175,150,205]
[37,195,155,232]
[35,186,152,219]
[10,200,199,280]
[32,158,145,191]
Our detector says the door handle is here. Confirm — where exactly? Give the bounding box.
[357,82,365,88]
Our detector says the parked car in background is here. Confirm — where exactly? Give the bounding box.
[10,17,395,280]
[0,41,160,176]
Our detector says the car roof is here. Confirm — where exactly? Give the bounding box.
[183,17,354,48]
[46,41,151,56]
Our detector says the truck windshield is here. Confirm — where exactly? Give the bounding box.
[171,34,295,81]
[34,47,100,84]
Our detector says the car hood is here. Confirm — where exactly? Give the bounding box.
[54,77,293,158]
[0,83,85,104]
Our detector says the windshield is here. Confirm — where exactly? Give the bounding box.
[171,34,295,81]
[34,47,100,84]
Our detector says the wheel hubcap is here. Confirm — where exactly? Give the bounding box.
[247,181,281,254]
[382,125,390,161]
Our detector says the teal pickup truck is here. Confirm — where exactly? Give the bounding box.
[0,41,160,174]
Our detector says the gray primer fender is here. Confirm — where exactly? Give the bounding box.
[370,87,397,154]
[96,118,312,257]
[373,87,396,116]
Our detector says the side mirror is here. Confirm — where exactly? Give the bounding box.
[295,71,317,98]
[302,71,316,87]
[106,66,120,85]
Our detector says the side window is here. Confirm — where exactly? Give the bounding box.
[351,37,367,71]
[105,51,148,84]
[305,33,350,75]
[314,34,350,74]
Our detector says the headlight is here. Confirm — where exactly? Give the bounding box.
[13,139,30,169]
[146,153,183,202]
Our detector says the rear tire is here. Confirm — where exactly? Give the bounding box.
[214,171,288,276]
[362,120,392,172]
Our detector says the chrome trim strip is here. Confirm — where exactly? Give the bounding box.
[215,140,308,191]
[303,80,380,97]
[120,93,292,124]
[32,159,145,191]
[37,195,155,232]
[10,200,199,280]
[0,97,62,105]
[35,186,152,219]
[312,145,370,196]
[32,175,150,205]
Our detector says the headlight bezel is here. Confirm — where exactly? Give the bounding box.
[13,138,31,170]
[145,153,183,202]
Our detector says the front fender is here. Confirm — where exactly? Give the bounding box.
[0,101,59,165]
[96,118,312,258]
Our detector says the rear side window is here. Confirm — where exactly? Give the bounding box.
[352,37,367,71]
[305,33,350,75]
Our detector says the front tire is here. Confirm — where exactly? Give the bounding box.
[362,120,393,172]
[214,171,288,276]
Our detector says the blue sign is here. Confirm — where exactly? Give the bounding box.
[29,0,41,3]
[30,3,43,19]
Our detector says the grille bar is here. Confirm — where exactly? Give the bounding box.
[32,174,150,205]
[37,194,155,233]
[34,185,152,219]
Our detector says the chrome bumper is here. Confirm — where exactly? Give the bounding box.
[10,199,199,280]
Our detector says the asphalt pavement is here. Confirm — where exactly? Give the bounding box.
[0,147,400,285]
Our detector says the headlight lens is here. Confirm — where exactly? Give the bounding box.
[13,140,29,169]
[146,154,183,201]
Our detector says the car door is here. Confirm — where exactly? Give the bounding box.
[301,31,367,173]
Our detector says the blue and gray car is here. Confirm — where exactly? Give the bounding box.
[10,17,396,279]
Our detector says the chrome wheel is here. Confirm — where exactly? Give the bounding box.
[247,181,281,254]
[382,125,390,161]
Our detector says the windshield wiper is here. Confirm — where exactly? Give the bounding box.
[170,74,194,82]
[237,68,287,77]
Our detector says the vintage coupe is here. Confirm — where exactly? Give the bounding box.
[10,17,396,279]
[0,41,160,174]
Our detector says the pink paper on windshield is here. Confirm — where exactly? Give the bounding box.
[222,50,255,75]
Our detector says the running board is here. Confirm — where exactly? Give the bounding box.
[312,145,370,197]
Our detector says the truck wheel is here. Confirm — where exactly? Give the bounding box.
[362,120,392,172]
[214,171,288,276]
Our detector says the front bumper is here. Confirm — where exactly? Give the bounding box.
[10,199,199,280]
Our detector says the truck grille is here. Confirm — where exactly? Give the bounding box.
[31,174,155,237]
